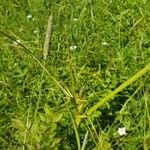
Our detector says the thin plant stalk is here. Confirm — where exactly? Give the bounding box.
[76,63,150,125]
[87,63,150,116]
[68,109,81,150]
[81,131,89,150]
[23,99,32,150]
[0,30,73,98]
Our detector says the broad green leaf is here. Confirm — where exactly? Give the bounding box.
[11,119,25,130]
[39,113,46,122]
[53,113,62,122]
[44,104,54,117]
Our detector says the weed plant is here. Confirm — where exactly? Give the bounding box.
[0,0,150,149]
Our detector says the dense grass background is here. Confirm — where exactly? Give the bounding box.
[0,0,150,149]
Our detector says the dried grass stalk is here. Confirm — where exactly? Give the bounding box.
[43,14,53,60]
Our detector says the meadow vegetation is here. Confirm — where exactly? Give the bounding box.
[0,0,150,149]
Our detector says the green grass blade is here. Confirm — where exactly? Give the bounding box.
[0,30,73,98]
[81,131,89,150]
[87,63,150,116]
[68,110,81,150]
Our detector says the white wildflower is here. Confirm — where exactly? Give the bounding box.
[27,14,32,19]
[102,42,109,46]
[117,127,126,136]
[34,30,38,33]
[14,39,21,45]
[73,18,78,22]
[69,45,77,51]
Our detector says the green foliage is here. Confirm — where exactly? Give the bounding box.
[0,0,150,149]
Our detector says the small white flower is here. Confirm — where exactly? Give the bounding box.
[117,127,126,136]
[73,18,78,22]
[34,30,38,33]
[14,39,21,45]
[102,42,109,46]
[27,14,32,19]
[69,45,77,51]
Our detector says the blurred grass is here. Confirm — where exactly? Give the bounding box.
[0,0,150,149]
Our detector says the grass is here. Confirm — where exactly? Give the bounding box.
[0,0,150,149]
